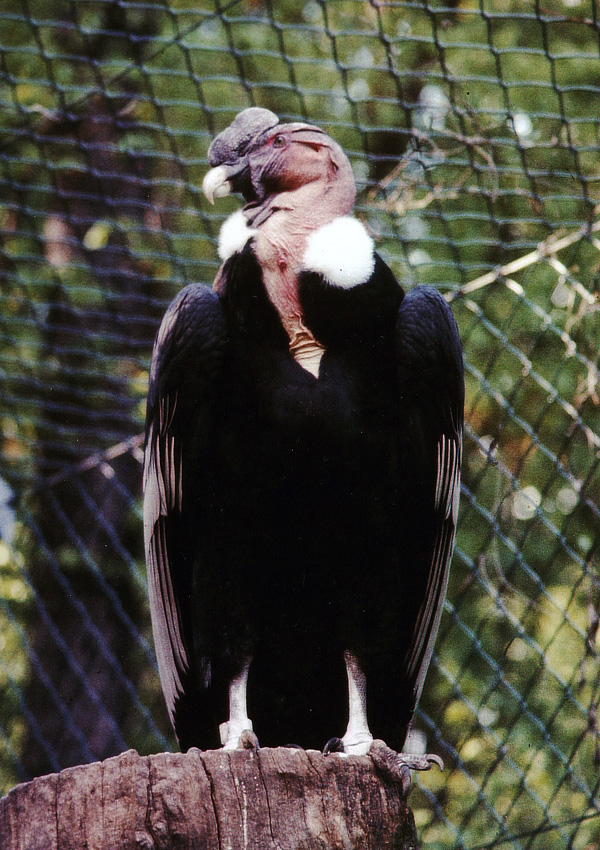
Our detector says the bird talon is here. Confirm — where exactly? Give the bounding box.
[369,740,444,794]
[323,737,345,755]
[423,752,445,771]
[396,751,445,772]
[238,729,260,750]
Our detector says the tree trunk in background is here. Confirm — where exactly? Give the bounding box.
[19,94,167,778]
[0,748,420,849]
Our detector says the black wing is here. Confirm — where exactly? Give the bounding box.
[395,286,464,710]
[143,284,226,735]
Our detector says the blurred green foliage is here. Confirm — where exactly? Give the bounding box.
[0,1,599,848]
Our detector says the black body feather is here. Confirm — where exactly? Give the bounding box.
[144,241,464,751]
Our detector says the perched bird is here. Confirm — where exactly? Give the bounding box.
[143,108,464,756]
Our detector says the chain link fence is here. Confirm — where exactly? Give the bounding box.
[1,1,599,847]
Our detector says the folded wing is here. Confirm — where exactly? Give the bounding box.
[395,286,464,710]
[143,284,226,733]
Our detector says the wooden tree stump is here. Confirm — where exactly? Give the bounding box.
[0,747,420,849]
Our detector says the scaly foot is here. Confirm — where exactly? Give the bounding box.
[220,719,256,751]
[369,739,444,794]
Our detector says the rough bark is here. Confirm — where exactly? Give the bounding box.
[0,747,420,849]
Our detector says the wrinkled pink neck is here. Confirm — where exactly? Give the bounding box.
[252,174,355,331]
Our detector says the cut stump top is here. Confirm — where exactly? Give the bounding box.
[0,747,420,849]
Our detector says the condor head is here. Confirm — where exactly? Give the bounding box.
[202,107,354,222]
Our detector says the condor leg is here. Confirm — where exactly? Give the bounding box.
[219,656,255,750]
[339,650,374,754]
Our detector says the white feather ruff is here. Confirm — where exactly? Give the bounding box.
[218,210,257,261]
[302,216,375,288]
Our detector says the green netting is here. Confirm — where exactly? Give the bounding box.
[1,2,599,847]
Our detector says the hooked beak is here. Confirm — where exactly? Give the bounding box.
[204,108,280,204]
[202,165,235,204]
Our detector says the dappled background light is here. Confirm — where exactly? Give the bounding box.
[0,2,599,848]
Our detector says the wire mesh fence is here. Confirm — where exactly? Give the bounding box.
[1,1,599,847]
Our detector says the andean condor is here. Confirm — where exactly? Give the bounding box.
[143,108,464,757]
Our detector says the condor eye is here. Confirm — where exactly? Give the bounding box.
[272,135,286,148]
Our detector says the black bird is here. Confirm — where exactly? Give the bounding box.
[143,108,464,755]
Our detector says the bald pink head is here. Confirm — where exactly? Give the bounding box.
[204,110,363,374]
[203,110,356,226]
